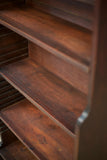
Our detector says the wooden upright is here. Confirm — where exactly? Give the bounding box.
[0,0,106,159]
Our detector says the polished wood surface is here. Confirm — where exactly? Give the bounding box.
[0,99,74,160]
[75,0,107,159]
[0,57,87,134]
[29,42,89,94]
[26,0,94,30]
[0,0,106,159]
[0,140,37,160]
[0,25,28,67]
[0,4,92,70]
[0,75,24,110]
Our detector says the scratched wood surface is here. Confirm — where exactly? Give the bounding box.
[0,75,24,110]
[0,25,28,67]
[26,0,94,30]
[29,42,89,94]
[0,58,87,134]
[0,140,38,160]
[0,99,74,160]
[0,4,92,69]
[1,0,104,160]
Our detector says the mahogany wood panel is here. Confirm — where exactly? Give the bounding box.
[0,99,74,160]
[75,0,107,159]
[0,75,24,110]
[1,0,105,160]
[29,42,89,94]
[0,58,87,134]
[0,5,92,71]
[0,140,37,160]
[26,0,94,30]
[0,25,28,66]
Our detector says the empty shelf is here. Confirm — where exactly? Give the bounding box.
[0,99,74,160]
[0,140,37,160]
[0,58,87,134]
[0,76,24,110]
[28,0,94,30]
[0,4,92,70]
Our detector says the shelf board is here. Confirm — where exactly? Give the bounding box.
[28,0,94,30]
[0,58,87,134]
[0,25,28,67]
[0,99,74,160]
[0,4,92,71]
[0,140,37,160]
[0,76,24,110]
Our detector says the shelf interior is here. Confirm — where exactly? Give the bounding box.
[0,75,24,110]
[0,0,94,159]
[0,3,92,69]
[0,57,87,134]
[0,99,74,160]
[22,0,95,30]
[0,140,38,160]
[29,42,89,94]
[0,25,28,67]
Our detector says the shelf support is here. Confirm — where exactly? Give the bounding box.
[75,0,107,159]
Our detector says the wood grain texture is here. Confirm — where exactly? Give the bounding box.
[26,0,94,30]
[0,4,92,71]
[0,58,87,134]
[75,0,107,159]
[0,25,28,66]
[29,42,89,94]
[0,99,74,160]
[0,140,38,160]
[0,75,24,110]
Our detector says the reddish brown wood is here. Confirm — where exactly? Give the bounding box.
[26,0,94,30]
[0,25,28,66]
[0,75,24,110]
[29,42,89,94]
[0,4,92,70]
[0,99,74,160]
[0,0,106,160]
[75,0,107,159]
[0,140,37,160]
[0,58,87,134]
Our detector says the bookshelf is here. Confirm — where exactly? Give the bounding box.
[0,0,107,159]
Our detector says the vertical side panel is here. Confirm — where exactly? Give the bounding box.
[75,0,107,159]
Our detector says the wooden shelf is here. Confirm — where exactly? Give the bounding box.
[27,0,94,30]
[0,140,37,160]
[29,42,89,94]
[0,99,74,160]
[0,58,87,134]
[0,76,24,110]
[0,25,28,67]
[0,4,92,71]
